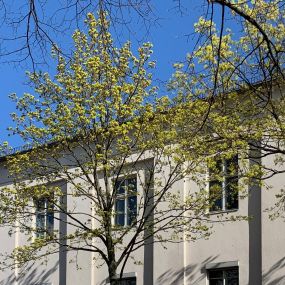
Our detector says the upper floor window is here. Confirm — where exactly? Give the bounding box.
[208,267,239,285]
[35,196,54,238]
[209,155,238,212]
[114,177,137,227]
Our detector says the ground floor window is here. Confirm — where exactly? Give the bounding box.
[110,276,136,285]
[208,267,238,285]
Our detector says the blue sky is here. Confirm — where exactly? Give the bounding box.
[0,1,207,147]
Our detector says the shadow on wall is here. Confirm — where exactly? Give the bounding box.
[0,261,59,285]
[156,256,218,285]
[263,257,285,285]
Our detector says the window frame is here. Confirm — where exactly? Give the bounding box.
[114,176,137,227]
[209,155,239,213]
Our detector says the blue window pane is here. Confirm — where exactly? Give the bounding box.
[127,178,137,193]
[127,196,137,225]
[47,211,54,233]
[36,214,45,229]
[115,180,126,195]
[115,199,125,226]
[36,213,45,237]
[36,198,46,211]
[116,199,125,212]
[115,213,125,226]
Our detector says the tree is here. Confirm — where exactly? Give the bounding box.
[169,0,285,217]
[1,0,282,74]
[0,0,155,69]
[2,1,285,283]
[0,12,216,284]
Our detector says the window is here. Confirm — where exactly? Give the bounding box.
[114,277,136,285]
[208,267,239,285]
[209,155,238,212]
[35,196,54,238]
[114,177,137,226]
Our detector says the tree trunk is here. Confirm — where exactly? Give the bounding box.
[108,259,117,285]
[106,220,117,285]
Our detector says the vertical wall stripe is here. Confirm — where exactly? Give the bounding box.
[14,219,19,285]
[59,182,67,285]
[248,144,262,284]
[183,177,188,285]
[143,168,154,285]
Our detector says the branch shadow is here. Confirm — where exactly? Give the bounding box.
[262,257,285,285]
[156,255,218,285]
[0,261,59,285]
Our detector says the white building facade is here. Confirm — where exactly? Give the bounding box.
[0,148,284,285]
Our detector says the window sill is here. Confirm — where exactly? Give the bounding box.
[208,208,238,215]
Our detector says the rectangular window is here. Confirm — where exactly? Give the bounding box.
[208,267,239,285]
[209,155,238,212]
[107,276,136,285]
[115,177,137,227]
[115,277,136,285]
[35,196,54,238]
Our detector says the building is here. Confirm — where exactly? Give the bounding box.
[0,139,284,285]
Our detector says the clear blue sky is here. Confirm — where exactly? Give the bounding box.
[0,1,207,147]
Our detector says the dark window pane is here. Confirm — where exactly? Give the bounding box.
[36,213,45,229]
[127,178,137,194]
[115,180,126,195]
[225,156,238,176]
[225,177,238,210]
[36,197,46,211]
[209,281,223,285]
[36,213,45,238]
[115,199,125,226]
[127,196,137,225]
[209,181,223,211]
[225,268,238,278]
[209,270,223,278]
[47,211,54,234]
[115,213,125,226]
[209,269,223,285]
[115,277,136,285]
[225,155,238,210]
[225,268,239,285]
[209,160,223,211]
[116,199,125,212]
